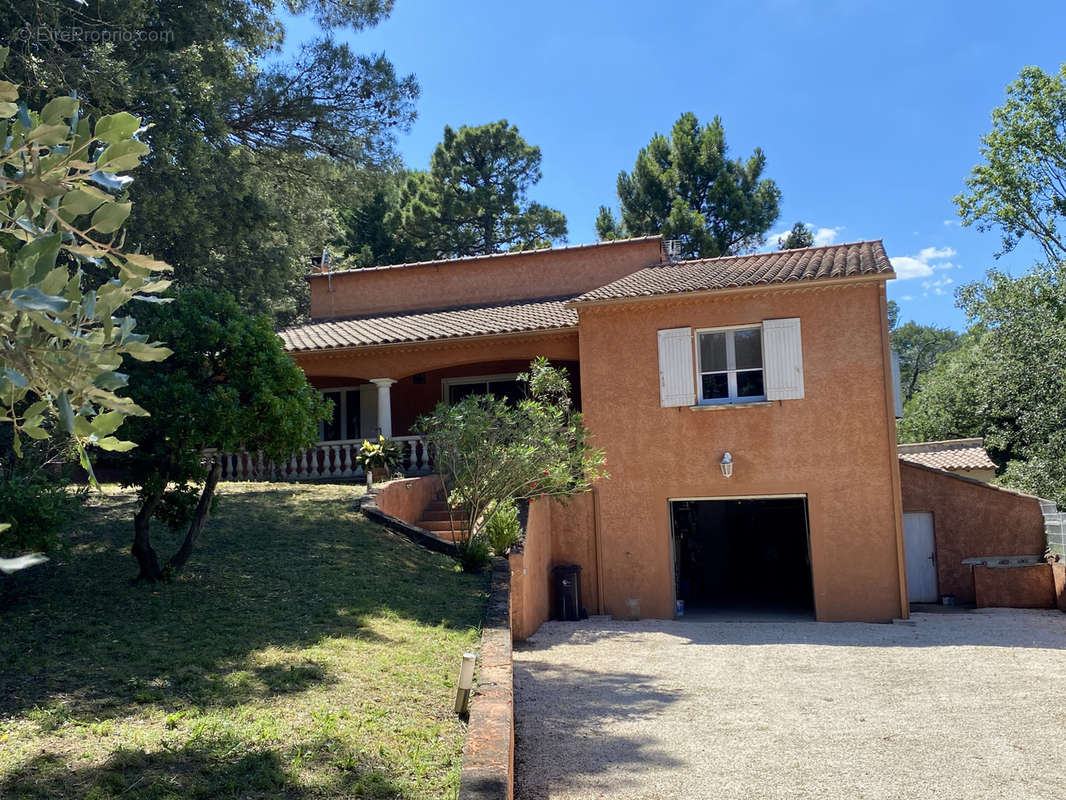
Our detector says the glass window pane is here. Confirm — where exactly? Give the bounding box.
[699,332,727,372]
[345,389,361,440]
[322,391,341,441]
[448,383,482,404]
[737,370,765,398]
[734,329,763,371]
[701,373,729,400]
[488,380,523,404]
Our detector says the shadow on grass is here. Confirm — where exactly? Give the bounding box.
[1,740,404,800]
[0,483,488,723]
[513,661,684,798]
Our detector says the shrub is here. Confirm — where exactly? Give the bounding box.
[0,468,84,556]
[415,358,606,555]
[484,499,521,556]
[455,535,491,573]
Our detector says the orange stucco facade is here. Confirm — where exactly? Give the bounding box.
[575,281,906,622]
[288,239,910,626]
[309,238,663,318]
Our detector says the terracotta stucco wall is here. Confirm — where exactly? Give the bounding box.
[509,500,552,641]
[973,564,1059,609]
[509,493,600,640]
[576,281,905,622]
[373,475,442,526]
[900,462,1047,603]
[309,239,663,319]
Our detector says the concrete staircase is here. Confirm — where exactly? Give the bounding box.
[416,500,470,541]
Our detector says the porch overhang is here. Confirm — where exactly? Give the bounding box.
[288,328,579,380]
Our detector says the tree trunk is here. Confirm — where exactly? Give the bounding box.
[165,462,222,574]
[132,492,163,582]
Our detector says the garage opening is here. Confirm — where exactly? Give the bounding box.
[671,497,814,618]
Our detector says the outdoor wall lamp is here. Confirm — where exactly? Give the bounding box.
[720,451,734,478]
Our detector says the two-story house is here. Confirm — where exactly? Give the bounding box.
[275,235,909,625]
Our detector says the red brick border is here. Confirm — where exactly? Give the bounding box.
[459,558,514,800]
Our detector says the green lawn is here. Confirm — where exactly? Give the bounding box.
[0,482,488,799]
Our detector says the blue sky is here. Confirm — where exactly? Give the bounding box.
[281,1,1065,330]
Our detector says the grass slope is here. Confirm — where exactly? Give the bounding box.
[0,482,488,799]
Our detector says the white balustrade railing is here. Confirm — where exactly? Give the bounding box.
[210,435,431,482]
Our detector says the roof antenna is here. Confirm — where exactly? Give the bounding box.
[664,239,682,262]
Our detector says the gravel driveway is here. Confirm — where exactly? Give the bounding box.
[514,610,1066,799]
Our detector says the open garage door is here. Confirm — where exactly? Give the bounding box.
[671,497,814,618]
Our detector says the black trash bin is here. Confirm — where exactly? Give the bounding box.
[552,564,584,621]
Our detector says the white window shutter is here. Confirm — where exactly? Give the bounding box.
[657,327,695,407]
[762,318,805,400]
[891,350,903,418]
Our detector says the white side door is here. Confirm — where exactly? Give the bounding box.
[903,512,938,603]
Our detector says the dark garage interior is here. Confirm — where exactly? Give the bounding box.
[671,497,814,616]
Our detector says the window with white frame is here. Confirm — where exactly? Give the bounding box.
[319,387,362,441]
[441,373,523,405]
[697,326,765,404]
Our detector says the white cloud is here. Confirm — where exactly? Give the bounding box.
[812,226,841,247]
[900,295,913,301]
[890,246,958,280]
[921,277,954,289]
[943,219,959,227]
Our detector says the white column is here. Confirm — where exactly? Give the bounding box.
[370,378,397,438]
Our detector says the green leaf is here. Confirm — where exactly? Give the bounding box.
[93,371,129,391]
[95,138,149,171]
[24,124,71,147]
[12,233,61,286]
[7,288,69,313]
[96,436,137,452]
[41,266,69,296]
[124,253,172,272]
[123,341,173,362]
[61,187,110,216]
[57,392,76,433]
[0,80,17,103]
[78,443,99,489]
[90,410,126,436]
[0,46,9,70]
[40,96,79,125]
[23,426,50,440]
[0,102,17,118]
[91,201,132,234]
[94,112,141,143]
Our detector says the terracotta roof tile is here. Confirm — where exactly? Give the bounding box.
[570,240,894,304]
[898,438,997,472]
[279,296,578,352]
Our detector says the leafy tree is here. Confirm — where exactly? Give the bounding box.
[415,358,606,567]
[900,263,1066,505]
[887,299,900,330]
[0,56,172,472]
[2,0,418,320]
[115,289,329,581]
[777,222,815,250]
[955,64,1066,263]
[596,112,781,259]
[396,121,567,259]
[890,321,961,402]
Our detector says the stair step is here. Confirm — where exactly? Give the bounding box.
[421,509,468,522]
[417,519,470,533]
